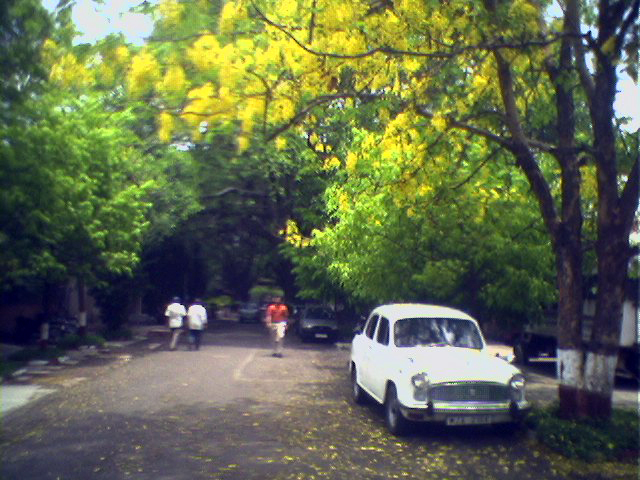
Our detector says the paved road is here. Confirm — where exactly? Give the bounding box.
[0,322,637,479]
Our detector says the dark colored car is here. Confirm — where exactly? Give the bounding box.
[297,306,338,342]
[238,302,262,323]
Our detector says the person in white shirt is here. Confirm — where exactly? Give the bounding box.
[187,299,208,350]
[165,297,186,350]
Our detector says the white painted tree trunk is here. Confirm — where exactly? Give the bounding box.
[557,348,618,416]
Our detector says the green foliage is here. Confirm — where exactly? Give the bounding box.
[249,285,283,302]
[101,326,133,341]
[528,406,639,463]
[0,91,154,292]
[55,333,105,350]
[210,295,234,308]
[0,0,52,124]
[307,126,556,325]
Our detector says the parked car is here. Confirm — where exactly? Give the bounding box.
[238,302,262,323]
[350,304,530,435]
[297,306,338,342]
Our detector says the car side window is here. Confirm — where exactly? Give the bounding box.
[376,317,390,345]
[365,315,379,339]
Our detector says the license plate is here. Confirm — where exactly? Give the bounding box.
[315,333,329,339]
[446,415,493,426]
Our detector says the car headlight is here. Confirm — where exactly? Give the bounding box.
[509,373,526,401]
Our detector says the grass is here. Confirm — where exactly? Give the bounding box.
[527,404,639,463]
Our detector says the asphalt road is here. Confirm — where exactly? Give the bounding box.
[0,322,637,479]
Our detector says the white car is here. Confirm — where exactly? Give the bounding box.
[350,304,530,435]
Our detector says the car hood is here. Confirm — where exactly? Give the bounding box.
[404,346,520,384]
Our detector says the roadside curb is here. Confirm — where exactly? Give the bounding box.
[1,327,161,386]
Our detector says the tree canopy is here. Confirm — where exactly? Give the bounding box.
[2,0,637,419]
[108,0,638,418]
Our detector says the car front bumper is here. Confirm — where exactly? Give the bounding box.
[299,326,338,339]
[400,400,531,424]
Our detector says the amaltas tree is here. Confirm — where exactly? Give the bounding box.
[120,0,638,419]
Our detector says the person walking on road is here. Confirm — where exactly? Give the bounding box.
[187,299,208,350]
[264,296,289,358]
[165,297,186,350]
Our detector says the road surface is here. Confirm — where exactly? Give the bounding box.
[0,322,637,479]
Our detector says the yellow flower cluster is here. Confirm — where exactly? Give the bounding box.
[219,1,246,35]
[431,113,448,132]
[237,135,250,153]
[182,82,217,127]
[127,50,161,97]
[275,0,298,18]
[188,33,221,71]
[276,137,288,151]
[115,46,130,64]
[345,151,358,172]
[281,219,311,248]
[396,0,427,26]
[50,53,93,88]
[240,97,264,133]
[157,64,188,95]
[158,112,174,142]
[323,156,341,169]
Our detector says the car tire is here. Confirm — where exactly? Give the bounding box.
[384,384,411,436]
[351,366,366,404]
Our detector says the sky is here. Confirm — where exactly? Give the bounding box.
[41,0,637,131]
[42,0,154,46]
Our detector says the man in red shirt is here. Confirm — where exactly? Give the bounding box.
[264,296,289,357]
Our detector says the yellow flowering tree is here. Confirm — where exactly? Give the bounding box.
[117,0,638,419]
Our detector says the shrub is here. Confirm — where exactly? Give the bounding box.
[102,327,132,341]
[81,333,106,347]
[528,405,639,463]
[56,334,82,350]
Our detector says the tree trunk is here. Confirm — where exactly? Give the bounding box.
[77,277,87,337]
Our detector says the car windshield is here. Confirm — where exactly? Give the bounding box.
[305,308,333,319]
[393,317,483,349]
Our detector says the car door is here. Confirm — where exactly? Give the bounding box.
[367,316,391,401]
[358,314,379,394]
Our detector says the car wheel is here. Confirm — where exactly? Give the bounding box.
[351,366,366,404]
[384,384,411,436]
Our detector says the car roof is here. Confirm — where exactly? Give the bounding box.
[371,304,476,323]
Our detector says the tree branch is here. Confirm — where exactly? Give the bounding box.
[566,0,595,99]
[250,2,570,61]
[619,154,640,233]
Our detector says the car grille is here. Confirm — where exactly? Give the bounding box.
[430,382,510,402]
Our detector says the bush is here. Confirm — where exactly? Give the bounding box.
[56,333,106,350]
[81,333,106,347]
[528,405,639,463]
[101,327,132,341]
